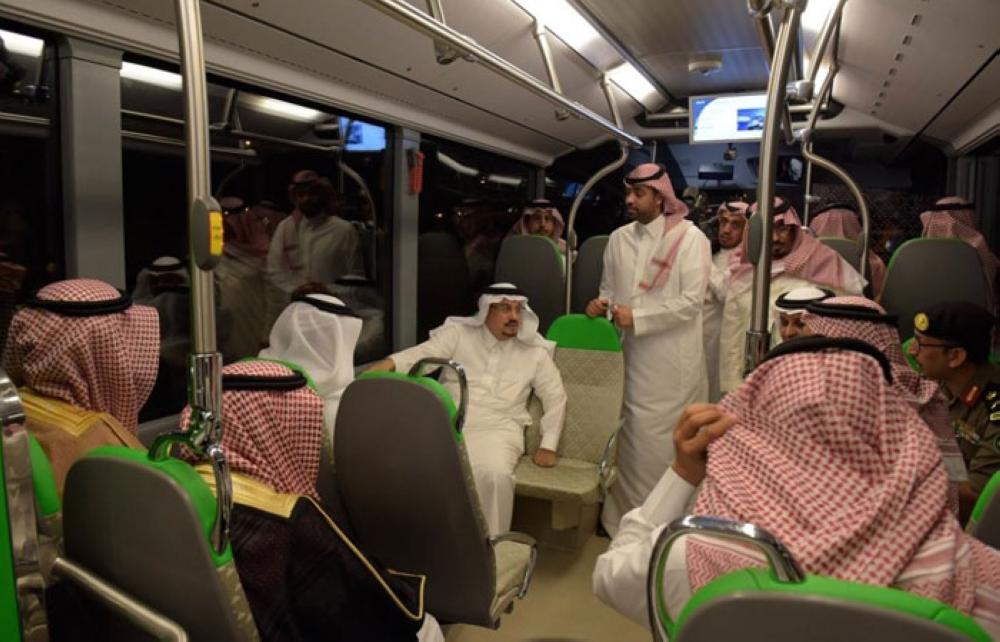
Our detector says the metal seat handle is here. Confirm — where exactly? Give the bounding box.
[646,514,805,642]
[407,358,468,433]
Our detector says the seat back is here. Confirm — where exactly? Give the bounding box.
[880,239,989,339]
[572,236,609,314]
[524,315,623,464]
[818,236,862,268]
[63,447,259,641]
[335,372,497,625]
[418,232,472,339]
[967,469,1000,548]
[650,516,989,642]
[495,235,565,334]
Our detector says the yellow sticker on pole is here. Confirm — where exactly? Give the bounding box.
[209,210,224,256]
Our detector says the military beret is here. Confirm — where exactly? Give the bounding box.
[914,301,995,362]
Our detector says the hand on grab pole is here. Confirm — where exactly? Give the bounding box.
[671,403,735,486]
[586,297,609,318]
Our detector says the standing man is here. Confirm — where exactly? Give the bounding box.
[586,163,711,535]
[908,301,999,523]
[266,170,364,325]
[703,201,748,401]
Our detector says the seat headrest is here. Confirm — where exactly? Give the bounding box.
[546,314,622,352]
[357,371,460,438]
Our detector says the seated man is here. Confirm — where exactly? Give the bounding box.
[809,203,887,296]
[719,197,865,393]
[368,282,567,536]
[508,199,567,256]
[773,286,832,342]
[182,360,443,642]
[920,197,999,313]
[907,301,998,522]
[259,292,363,432]
[595,338,1000,636]
[3,278,157,491]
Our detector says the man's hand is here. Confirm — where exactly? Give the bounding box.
[671,403,735,486]
[612,304,634,330]
[365,358,397,373]
[533,448,557,467]
[586,297,609,318]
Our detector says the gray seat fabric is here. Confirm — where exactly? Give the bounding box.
[880,238,989,339]
[418,232,472,339]
[572,236,609,314]
[676,593,973,642]
[63,454,258,642]
[819,236,862,269]
[335,376,534,627]
[495,235,565,334]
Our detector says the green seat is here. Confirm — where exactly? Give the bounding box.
[967,469,1000,548]
[63,446,260,641]
[336,364,536,628]
[650,515,989,642]
[516,315,623,533]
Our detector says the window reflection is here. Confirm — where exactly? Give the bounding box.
[121,60,391,418]
[0,25,62,360]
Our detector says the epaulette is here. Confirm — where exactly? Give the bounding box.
[984,383,1000,422]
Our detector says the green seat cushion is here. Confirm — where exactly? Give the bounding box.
[667,568,989,641]
[86,446,233,566]
[358,371,460,439]
[546,314,622,352]
[971,469,1000,524]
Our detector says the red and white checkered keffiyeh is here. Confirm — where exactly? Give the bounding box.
[182,360,324,499]
[687,347,1000,634]
[3,278,159,435]
[809,208,887,295]
[921,197,999,309]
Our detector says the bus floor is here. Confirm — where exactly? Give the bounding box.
[443,535,649,642]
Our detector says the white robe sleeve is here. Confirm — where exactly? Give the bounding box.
[531,352,567,452]
[593,467,696,626]
[838,257,866,295]
[632,231,711,338]
[598,233,617,303]
[389,324,461,374]
[265,220,302,295]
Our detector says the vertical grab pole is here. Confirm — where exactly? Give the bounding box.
[744,0,805,375]
[564,76,630,313]
[173,0,229,554]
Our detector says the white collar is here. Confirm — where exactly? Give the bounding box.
[636,213,665,238]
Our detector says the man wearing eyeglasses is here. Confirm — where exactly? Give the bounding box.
[909,301,998,522]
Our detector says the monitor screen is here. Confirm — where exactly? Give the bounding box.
[338,117,387,152]
[689,93,768,144]
[745,155,805,184]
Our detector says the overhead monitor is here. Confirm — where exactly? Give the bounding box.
[338,117,387,152]
[689,92,768,144]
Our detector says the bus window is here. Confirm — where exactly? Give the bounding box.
[0,24,62,360]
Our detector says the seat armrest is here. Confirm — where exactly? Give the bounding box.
[599,420,623,492]
[490,532,538,599]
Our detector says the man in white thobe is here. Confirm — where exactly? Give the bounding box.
[368,283,567,536]
[703,202,748,402]
[586,163,712,536]
[718,198,865,394]
[266,170,364,326]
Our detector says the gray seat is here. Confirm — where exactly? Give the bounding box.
[335,368,536,627]
[515,315,623,535]
[495,235,565,334]
[879,238,989,339]
[418,232,472,339]
[818,236,862,268]
[967,469,1000,548]
[651,516,989,642]
[63,447,259,641]
[572,235,609,314]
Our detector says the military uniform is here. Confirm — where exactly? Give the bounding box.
[944,363,1000,493]
[913,303,999,494]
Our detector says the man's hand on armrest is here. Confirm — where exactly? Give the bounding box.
[533,448,557,467]
[365,358,397,373]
